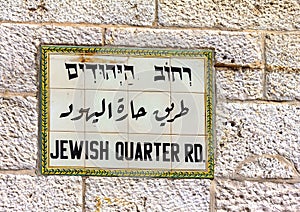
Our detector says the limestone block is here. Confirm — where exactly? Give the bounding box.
[216,179,300,211]
[266,33,300,69]
[40,25,103,45]
[85,177,210,211]
[0,0,155,26]
[0,174,82,211]
[105,28,262,66]
[159,0,300,30]
[266,68,300,101]
[237,155,299,179]
[216,67,263,100]
[216,102,300,177]
[0,24,40,93]
[0,96,37,169]
[0,23,103,93]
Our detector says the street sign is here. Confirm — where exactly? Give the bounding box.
[40,46,214,178]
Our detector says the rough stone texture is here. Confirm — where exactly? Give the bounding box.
[0,96,37,169]
[266,68,300,101]
[105,28,262,66]
[40,25,102,45]
[266,33,300,69]
[0,23,102,93]
[1,0,155,26]
[216,67,263,100]
[237,155,299,179]
[0,174,82,211]
[0,24,40,93]
[159,0,300,30]
[85,177,210,211]
[216,179,300,211]
[216,102,300,177]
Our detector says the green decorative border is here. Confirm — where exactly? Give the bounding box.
[39,45,215,178]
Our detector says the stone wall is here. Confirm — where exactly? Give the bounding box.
[0,0,299,211]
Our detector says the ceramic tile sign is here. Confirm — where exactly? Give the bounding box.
[40,46,214,178]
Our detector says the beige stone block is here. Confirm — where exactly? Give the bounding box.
[0,174,82,211]
[216,67,263,100]
[159,0,300,30]
[85,177,210,211]
[266,33,300,69]
[0,0,155,26]
[0,23,103,93]
[0,96,37,169]
[216,102,300,177]
[105,28,262,66]
[216,179,300,211]
[266,68,300,101]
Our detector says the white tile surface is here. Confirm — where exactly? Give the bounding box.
[47,52,210,173]
[127,57,171,92]
[49,54,85,89]
[49,88,84,132]
[170,57,205,93]
[170,93,206,135]
[84,90,128,133]
[84,133,128,169]
[128,92,171,134]
[128,134,172,169]
[84,56,129,90]
[49,132,85,167]
[171,135,207,170]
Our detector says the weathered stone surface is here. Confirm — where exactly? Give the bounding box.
[216,102,300,177]
[85,177,210,211]
[0,96,37,169]
[159,0,300,30]
[266,68,300,101]
[237,155,299,179]
[106,28,262,66]
[0,23,103,93]
[216,179,300,211]
[266,33,300,69]
[216,67,263,100]
[40,25,103,45]
[0,0,155,26]
[0,174,82,211]
[0,24,40,93]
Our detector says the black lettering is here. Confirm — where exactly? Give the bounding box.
[171,143,180,162]
[194,144,203,162]
[100,141,109,160]
[124,142,134,160]
[60,140,68,159]
[144,142,152,161]
[135,142,143,161]
[116,142,124,160]
[185,144,193,162]
[50,140,60,159]
[69,140,83,159]
[90,141,99,160]
[163,143,170,162]
[154,143,161,161]
[85,140,89,159]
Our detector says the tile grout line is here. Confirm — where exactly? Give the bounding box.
[102,28,106,46]
[0,170,37,176]
[1,20,300,34]
[209,179,216,212]
[261,32,268,99]
[215,176,300,183]
[153,0,159,27]
[82,176,87,212]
